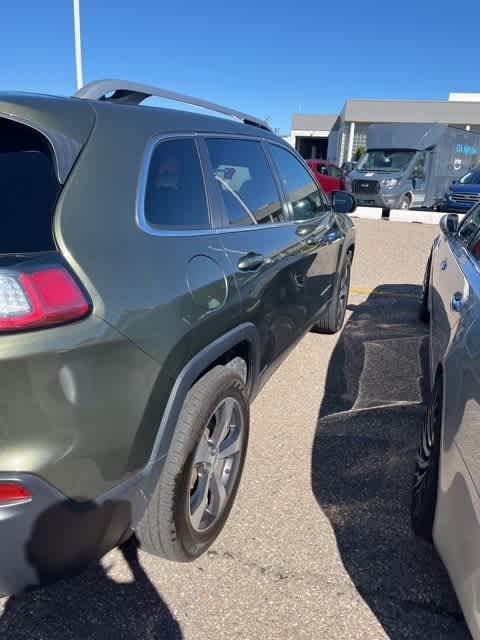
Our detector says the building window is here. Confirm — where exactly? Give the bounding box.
[352,124,368,157]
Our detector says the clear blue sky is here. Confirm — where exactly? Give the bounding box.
[1,1,479,133]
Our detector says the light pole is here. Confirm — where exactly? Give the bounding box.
[73,0,83,89]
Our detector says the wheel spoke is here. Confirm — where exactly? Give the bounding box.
[219,428,242,459]
[193,432,211,466]
[211,398,235,447]
[209,469,228,516]
[190,472,210,529]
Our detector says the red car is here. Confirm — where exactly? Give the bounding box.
[306,160,347,197]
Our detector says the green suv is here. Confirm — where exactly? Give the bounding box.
[0,80,355,592]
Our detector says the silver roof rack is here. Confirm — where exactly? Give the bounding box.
[74,79,272,132]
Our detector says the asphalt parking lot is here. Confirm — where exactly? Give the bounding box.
[0,219,471,640]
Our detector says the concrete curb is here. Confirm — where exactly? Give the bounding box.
[350,206,383,220]
[351,207,466,225]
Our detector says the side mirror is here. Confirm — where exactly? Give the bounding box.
[440,213,459,235]
[452,179,458,184]
[332,191,356,214]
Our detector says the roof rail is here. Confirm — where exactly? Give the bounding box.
[74,79,272,132]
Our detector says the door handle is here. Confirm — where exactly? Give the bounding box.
[326,232,340,244]
[451,291,463,312]
[237,252,265,271]
[440,259,448,271]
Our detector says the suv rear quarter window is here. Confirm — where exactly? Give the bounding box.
[144,138,210,229]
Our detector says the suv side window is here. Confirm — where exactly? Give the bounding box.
[205,138,285,226]
[411,153,425,179]
[458,203,480,247]
[144,138,210,229]
[268,144,327,221]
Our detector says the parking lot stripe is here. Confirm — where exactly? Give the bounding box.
[350,287,419,299]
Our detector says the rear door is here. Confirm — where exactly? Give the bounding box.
[201,136,315,373]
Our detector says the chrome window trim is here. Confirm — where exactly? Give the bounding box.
[136,131,322,237]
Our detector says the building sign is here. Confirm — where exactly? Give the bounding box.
[456,143,478,156]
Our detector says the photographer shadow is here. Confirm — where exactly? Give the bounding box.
[0,499,182,639]
[311,285,470,638]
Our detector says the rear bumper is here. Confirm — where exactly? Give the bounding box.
[0,462,163,595]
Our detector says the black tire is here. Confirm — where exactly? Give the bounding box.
[136,366,249,561]
[312,253,351,334]
[419,252,432,323]
[399,194,412,211]
[411,376,442,541]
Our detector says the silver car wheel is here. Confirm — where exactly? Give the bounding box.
[189,397,244,532]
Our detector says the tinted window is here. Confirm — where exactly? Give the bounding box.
[145,138,209,228]
[459,204,480,247]
[269,145,327,221]
[206,139,284,226]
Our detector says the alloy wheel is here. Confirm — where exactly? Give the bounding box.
[189,397,244,532]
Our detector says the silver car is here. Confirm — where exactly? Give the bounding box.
[413,206,480,638]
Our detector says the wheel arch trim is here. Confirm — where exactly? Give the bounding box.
[148,322,260,464]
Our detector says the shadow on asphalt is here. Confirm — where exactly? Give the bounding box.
[311,285,471,639]
[0,536,182,639]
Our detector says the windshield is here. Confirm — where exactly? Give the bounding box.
[356,150,415,172]
[459,169,480,185]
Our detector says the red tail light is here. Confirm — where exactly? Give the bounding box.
[0,482,31,504]
[0,266,90,332]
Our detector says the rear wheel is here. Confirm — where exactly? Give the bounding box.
[312,253,351,334]
[136,366,249,561]
[411,376,442,541]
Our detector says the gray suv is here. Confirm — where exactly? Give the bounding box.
[0,79,355,593]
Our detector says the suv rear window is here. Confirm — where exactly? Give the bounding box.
[0,118,60,254]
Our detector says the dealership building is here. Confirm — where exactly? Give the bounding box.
[287,93,480,166]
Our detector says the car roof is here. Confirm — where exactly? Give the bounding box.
[0,90,284,143]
